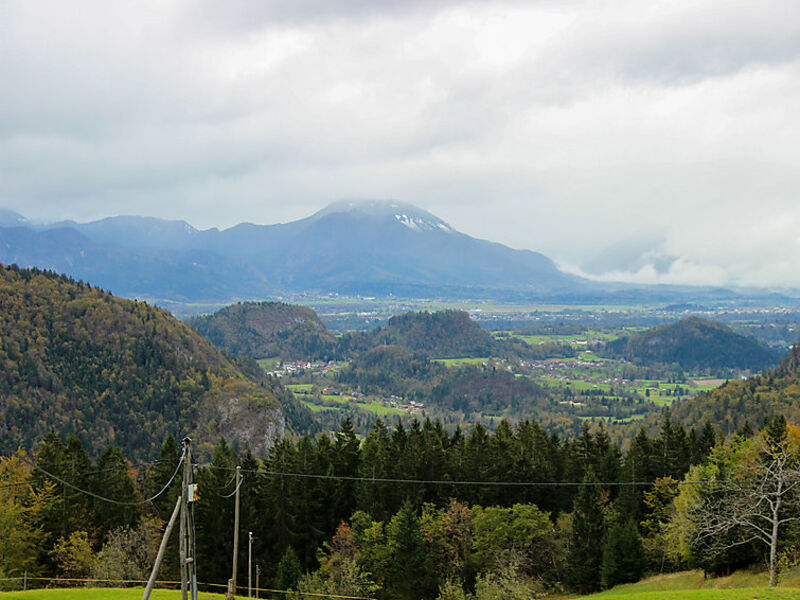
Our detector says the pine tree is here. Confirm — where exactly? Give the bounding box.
[334,418,360,520]
[358,419,393,521]
[600,519,645,589]
[294,436,326,570]
[388,501,425,600]
[91,446,137,533]
[148,435,181,519]
[264,439,297,561]
[195,439,237,584]
[275,546,302,590]
[567,472,605,593]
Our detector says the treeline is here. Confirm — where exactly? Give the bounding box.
[1,414,724,597]
[190,303,577,364]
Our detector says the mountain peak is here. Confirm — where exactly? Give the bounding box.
[0,209,30,228]
[311,199,456,234]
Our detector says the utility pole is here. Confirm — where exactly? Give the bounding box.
[255,564,260,599]
[248,531,253,598]
[180,438,197,600]
[228,465,241,599]
[142,496,182,600]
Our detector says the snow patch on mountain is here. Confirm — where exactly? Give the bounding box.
[395,214,454,234]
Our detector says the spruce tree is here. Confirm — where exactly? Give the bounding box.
[388,501,424,600]
[567,472,605,593]
[275,546,302,590]
[91,446,137,533]
[358,419,393,521]
[600,519,645,589]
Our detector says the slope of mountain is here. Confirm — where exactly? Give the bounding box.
[603,316,782,372]
[667,343,800,434]
[0,225,272,301]
[0,201,584,302]
[0,265,287,458]
[232,200,579,294]
[187,301,337,360]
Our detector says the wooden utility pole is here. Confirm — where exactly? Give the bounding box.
[142,496,182,600]
[180,438,197,600]
[228,465,241,598]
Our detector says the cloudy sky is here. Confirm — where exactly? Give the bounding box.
[2,0,799,287]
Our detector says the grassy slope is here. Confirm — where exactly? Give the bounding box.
[0,589,224,600]
[581,569,800,599]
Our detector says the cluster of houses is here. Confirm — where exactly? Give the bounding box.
[267,360,344,378]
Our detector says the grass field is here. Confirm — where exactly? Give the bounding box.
[586,589,800,599]
[0,589,225,600]
[579,569,800,599]
[433,357,492,367]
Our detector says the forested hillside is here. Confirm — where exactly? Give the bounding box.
[187,301,337,360]
[669,343,800,434]
[603,316,782,372]
[0,265,286,458]
[339,310,499,358]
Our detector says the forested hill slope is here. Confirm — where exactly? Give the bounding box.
[665,343,800,435]
[603,316,782,372]
[339,310,499,358]
[187,301,336,360]
[0,265,285,459]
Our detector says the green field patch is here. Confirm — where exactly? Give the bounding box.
[255,357,281,370]
[320,393,350,403]
[538,376,612,393]
[611,414,646,423]
[300,400,343,413]
[286,384,315,392]
[556,354,612,363]
[434,357,492,367]
[507,329,624,347]
[360,401,405,416]
[0,589,225,600]
[586,588,800,599]
[581,567,800,599]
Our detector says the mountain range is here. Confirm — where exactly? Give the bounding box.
[0,201,587,303]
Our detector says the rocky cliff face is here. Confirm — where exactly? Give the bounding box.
[205,380,285,458]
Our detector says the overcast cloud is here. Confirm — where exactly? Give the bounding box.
[1,0,799,287]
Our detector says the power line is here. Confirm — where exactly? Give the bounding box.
[202,464,755,487]
[19,449,184,505]
[0,438,185,505]
[216,473,244,498]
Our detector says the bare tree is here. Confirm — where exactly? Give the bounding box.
[689,417,800,586]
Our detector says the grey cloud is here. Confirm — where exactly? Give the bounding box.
[552,1,800,83]
[1,0,800,287]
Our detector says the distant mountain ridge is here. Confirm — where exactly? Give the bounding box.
[0,201,583,303]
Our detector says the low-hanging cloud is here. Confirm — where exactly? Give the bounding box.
[1,0,799,287]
